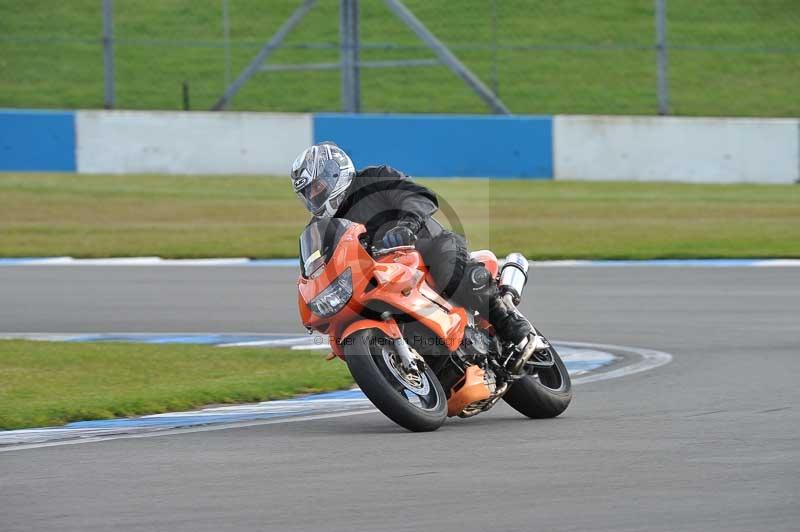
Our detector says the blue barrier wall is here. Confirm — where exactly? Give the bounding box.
[314,114,553,178]
[0,110,76,171]
[7,110,795,182]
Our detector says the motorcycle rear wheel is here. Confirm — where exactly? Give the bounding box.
[344,329,447,432]
[502,337,572,419]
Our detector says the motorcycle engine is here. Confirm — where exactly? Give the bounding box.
[461,325,496,359]
[482,364,497,394]
[457,328,499,396]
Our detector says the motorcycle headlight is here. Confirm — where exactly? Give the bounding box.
[308,268,353,317]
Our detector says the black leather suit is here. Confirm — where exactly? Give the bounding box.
[318,164,499,318]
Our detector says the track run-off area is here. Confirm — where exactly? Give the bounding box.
[1,262,798,531]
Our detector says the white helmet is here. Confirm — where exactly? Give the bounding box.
[290,142,356,217]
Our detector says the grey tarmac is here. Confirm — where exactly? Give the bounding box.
[0,265,798,531]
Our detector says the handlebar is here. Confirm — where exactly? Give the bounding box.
[370,244,416,257]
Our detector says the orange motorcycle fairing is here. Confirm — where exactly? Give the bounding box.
[297,225,375,333]
[447,365,492,417]
[362,256,468,352]
[330,318,403,358]
[298,223,468,357]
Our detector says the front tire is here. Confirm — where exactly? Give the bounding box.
[503,339,572,419]
[345,329,447,432]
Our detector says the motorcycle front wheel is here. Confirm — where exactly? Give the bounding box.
[344,329,447,432]
[503,336,573,419]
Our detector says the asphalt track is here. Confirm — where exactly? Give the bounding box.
[1,265,798,531]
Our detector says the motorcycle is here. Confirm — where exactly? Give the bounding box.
[297,218,572,432]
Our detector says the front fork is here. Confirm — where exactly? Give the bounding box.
[380,311,423,373]
[337,313,422,372]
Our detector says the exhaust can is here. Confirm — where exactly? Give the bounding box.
[499,252,529,304]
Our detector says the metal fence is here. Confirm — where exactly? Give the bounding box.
[1,0,798,116]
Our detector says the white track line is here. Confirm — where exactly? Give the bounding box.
[0,342,671,453]
[563,341,673,385]
[0,409,378,453]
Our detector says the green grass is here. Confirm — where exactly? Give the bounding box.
[1,0,798,116]
[0,340,353,430]
[1,173,799,259]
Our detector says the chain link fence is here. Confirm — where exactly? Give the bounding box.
[1,0,798,116]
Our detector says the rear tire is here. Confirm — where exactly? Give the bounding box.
[345,329,447,432]
[503,340,572,419]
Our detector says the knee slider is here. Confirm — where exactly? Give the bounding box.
[454,262,497,311]
[466,263,492,292]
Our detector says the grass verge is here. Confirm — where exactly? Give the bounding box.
[1,173,799,259]
[0,340,353,430]
[1,1,798,116]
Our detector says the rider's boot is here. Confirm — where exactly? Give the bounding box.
[487,292,551,372]
[487,293,532,346]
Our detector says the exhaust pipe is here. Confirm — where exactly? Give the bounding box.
[498,252,529,305]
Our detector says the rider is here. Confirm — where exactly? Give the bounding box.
[290,141,534,349]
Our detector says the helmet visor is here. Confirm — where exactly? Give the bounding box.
[292,144,355,216]
[296,162,342,214]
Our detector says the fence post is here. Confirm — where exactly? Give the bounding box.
[222,0,231,89]
[655,0,670,115]
[490,0,499,97]
[182,81,191,111]
[340,0,361,113]
[102,0,115,109]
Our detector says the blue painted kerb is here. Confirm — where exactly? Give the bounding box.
[314,113,553,178]
[0,109,76,171]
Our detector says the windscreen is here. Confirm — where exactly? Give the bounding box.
[299,218,353,277]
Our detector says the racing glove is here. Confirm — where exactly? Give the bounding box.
[382,223,417,248]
